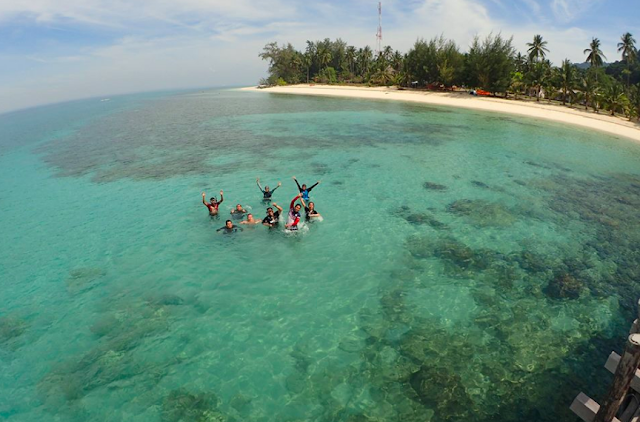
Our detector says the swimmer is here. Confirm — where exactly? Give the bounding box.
[300,197,322,221]
[230,204,248,219]
[293,176,321,201]
[285,194,303,231]
[262,203,283,227]
[217,220,243,233]
[257,178,282,200]
[202,190,224,216]
[240,214,262,225]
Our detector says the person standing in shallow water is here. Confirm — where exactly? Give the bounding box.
[230,204,247,219]
[217,220,242,233]
[257,178,282,201]
[286,194,303,231]
[240,214,261,225]
[293,176,320,201]
[202,191,223,216]
[300,197,322,221]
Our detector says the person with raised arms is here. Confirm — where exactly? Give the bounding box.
[286,194,303,231]
[300,197,322,221]
[262,203,283,228]
[257,178,282,201]
[202,190,223,216]
[292,176,320,201]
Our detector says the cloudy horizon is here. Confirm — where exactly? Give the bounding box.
[1,0,638,114]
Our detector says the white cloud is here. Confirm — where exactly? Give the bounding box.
[550,0,602,23]
[0,0,633,113]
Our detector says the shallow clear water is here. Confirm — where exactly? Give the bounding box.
[2,89,640,422]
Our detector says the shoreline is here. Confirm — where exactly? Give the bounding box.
[240,85,640,143]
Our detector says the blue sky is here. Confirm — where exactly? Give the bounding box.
[0,0,638,113]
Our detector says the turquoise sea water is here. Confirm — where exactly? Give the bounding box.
[2,89,640,422]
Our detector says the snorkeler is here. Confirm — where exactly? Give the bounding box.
[300,197,322,221]
[262,203,283,227]
[217,220,243,233]
[257,178,282,200]
[230,204,248,219]
[286,194,303,231]
[293,176,321,201]
[202,191,224,216]
[240,214,262,225]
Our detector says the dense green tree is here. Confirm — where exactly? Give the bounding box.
[628,84,640,120]
[405,36,463,87]
[257,31,639,119]
[405,38,437,85]
[466,34,516,95]
[259,42,302,84]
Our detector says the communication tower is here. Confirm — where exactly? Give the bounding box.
[376,2,382,56]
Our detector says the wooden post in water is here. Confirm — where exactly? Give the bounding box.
[595,304,640,422]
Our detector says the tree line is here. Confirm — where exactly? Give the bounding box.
[259,33,640,120]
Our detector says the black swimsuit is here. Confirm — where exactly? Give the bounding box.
[305,206,318,221]
[260,185,279,199]
[262,211,280,226]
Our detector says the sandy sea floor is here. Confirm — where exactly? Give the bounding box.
[242,84,640,143]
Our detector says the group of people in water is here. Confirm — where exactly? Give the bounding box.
[202,177,322,233]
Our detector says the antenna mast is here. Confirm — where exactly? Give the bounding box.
[376,2,382,56]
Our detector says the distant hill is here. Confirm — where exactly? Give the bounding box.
[575,62,610,69]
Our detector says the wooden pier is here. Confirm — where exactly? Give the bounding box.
[571,301,640,422]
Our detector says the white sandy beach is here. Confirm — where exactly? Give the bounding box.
[241,85,640,143]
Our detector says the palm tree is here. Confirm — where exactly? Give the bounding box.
[360,46,373,78]
[580,76,599,111]
[319,48,332,72]
[371,66,394,86]
[292,54,303,82]
[515,52,527,73]
[618,32,638,63]
[602,83,628,116]
[346,46,357,76]
[302,53,312,83]
[584,37,607,68]
[510,71,524,99]
[382,46,393,62]
[392,51,404,72]
[618,33,637,89]
[527,60,551,101]
[559,59,576,105]
[527,35,549,62]
[584,38,607,85]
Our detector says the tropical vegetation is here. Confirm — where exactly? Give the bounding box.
[259,31,640,120]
